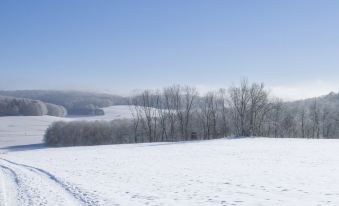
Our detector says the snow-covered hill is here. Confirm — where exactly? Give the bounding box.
[0,105,133,149]
[1,138,339,205]
[1,105,339,205]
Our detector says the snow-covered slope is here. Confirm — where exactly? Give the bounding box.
[1,138,339,205]
[1,105,339,205]
[0,116,64,148]
[67,105,134,121]
[0,105,133,149]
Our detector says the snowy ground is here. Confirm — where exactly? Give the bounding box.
[1,138,339,206]
[0,105,133,149]
[1,106,339,205]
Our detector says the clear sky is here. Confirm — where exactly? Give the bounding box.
[1,0,339,100]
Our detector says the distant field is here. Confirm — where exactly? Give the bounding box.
[0,105,133,149]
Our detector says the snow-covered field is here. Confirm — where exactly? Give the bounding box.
[1,106,339,206]
[0,105,133,149]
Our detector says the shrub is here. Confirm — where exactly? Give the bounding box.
[45,103,67,117]
[44,120,134,146]
[0,96,48,116]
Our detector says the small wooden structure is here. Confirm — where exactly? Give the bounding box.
[191,132,197,140]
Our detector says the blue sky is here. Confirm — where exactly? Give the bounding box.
[1,0,339,99]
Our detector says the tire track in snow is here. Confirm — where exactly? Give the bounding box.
[0,166,8,206]
[0,158,101,206]
[0,164,31,206]
[0,165,12,206]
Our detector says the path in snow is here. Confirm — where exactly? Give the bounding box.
[2,138,339,206]
[2,110,339,205]
[0,158,105,206]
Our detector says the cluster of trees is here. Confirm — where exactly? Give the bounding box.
[44,80,339,147]
[45,103,68,117]
[274,98,339,138]
[0,96,67,117]
[129,81,272,142]
[44,120,132,146]
[130,81,339,140]
[0,90,127,115]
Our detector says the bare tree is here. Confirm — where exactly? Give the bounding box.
[218,89,230,137]
[248,83,270,136]
[139,90,158,142]
[299,103,306,138]
[129,98,143,143]
[309,98,320,138]
[228,79,251,136]
[181,86,198,140]
[270,99,283,138]
[163,86,180,141]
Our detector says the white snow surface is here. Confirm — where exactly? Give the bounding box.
[1,105,339,205]
[1,139,339,205]
[0,105,134,148]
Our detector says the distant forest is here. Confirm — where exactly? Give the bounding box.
[0,90,128,116]
[0,96,67,117]
[44,80,339,146]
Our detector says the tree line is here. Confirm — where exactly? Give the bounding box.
[44,80,339,146]
[129,80,272,142]
[0,96,67,117]
[0,90,127,115]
